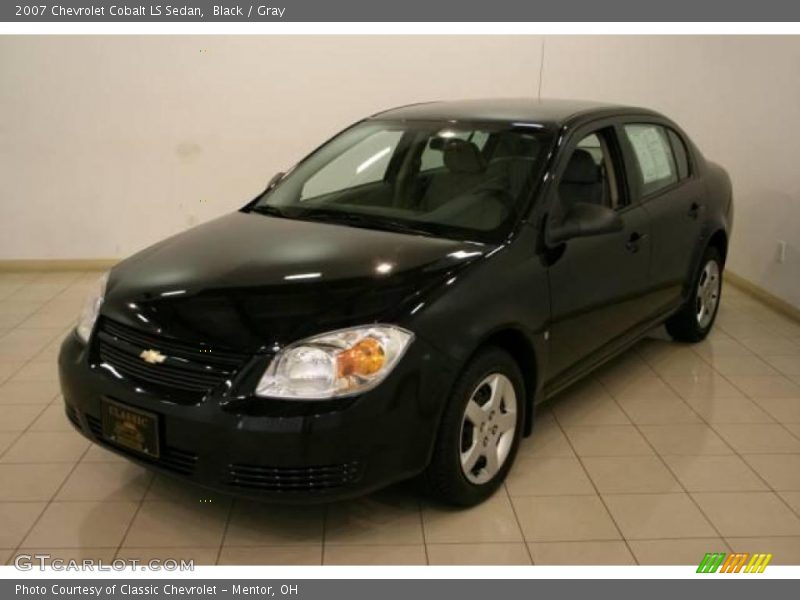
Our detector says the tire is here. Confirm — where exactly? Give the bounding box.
[666,246,723,343]
[424,347,525,507]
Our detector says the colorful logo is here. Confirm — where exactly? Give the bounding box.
[697,552,772,573]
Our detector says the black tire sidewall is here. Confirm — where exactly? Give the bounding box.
[667,245,723,342]
[691,247,723,337]
[426,347,525,506]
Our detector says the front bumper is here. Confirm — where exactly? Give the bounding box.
[58,332,454,503]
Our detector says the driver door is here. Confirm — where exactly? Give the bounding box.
[546,124,652,379]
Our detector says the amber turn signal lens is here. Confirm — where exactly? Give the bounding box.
[337,337,385,378]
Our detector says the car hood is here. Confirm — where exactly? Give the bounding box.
[102,211,489,351]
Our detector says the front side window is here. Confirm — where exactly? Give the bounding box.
[558,129,623,211]
[623,124,678,196]
[251,121,552,243]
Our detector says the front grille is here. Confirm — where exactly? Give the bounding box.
[82,411,362,492]
[85,414,198,475]
[227,461,362,493]
[155,447,198,475]
[93,318,248,400]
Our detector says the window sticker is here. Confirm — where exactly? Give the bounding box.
[626,126,675,184]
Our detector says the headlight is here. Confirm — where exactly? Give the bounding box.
[256,325,414,400]
[76,272,109,343]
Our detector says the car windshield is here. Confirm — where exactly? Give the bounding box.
[249,120,553,243]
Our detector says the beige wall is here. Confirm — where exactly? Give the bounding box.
[0,36,541,259]
[1,35,799,308]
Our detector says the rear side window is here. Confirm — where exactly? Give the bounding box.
[623,124,678,196]
[668,129,690,180]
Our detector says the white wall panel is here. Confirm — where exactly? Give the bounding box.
[0,36,541,259]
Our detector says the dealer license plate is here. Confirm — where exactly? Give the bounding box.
[100,398,160,459]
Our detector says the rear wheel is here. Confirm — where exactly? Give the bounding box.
[424,347,524,506]
[666,246,723,342]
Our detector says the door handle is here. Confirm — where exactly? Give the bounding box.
[625,231,646,253]
[688,201,702,219]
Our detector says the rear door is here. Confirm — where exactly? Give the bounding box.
[546,121,653,378]
[619,121,706,314]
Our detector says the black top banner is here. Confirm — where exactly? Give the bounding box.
[4,0,800,22]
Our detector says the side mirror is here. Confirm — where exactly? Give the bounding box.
[547,202,623,245]
[265,171,285,192]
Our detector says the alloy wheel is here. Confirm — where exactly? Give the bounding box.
[696,259,721,329]
[459,373,518,485]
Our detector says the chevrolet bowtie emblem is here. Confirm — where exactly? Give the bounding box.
[139,349,167,364]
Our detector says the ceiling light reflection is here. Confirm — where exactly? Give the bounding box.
[284,272,322,281]
[448,250,483,260]
[356,147,391,174]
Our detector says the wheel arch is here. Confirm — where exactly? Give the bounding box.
[684,227,729,298]
[465,326,541,437]
[708,228,729,265]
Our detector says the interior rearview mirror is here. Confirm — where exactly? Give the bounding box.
[547,202,624,245]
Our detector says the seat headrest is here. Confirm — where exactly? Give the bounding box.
[562,149,598,184]
[443,139,487,174]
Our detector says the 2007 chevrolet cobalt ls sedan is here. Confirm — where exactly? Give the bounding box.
[60,99,732,506]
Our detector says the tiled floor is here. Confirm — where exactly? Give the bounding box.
[1,270,800,565]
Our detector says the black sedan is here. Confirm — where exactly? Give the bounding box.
[60,98,733,506]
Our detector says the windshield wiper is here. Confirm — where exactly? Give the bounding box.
[249,204,290,218]
[298,208,432,237]
[250,205,432,237]
[369,218,433,237]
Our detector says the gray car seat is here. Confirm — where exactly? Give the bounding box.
[558,149,603,207]
[419,139,489,211]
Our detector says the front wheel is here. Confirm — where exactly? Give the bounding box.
[666,246,723,343]
[424,347,524,506]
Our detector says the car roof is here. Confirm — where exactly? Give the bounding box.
[369,98,660,127]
